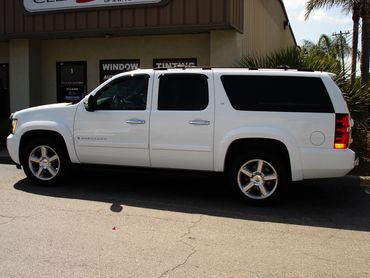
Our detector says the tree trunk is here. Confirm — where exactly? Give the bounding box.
[351,4,360,83]
[360,0,370,91]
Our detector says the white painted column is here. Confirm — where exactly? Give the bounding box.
[9,39,30,112]
[9,39,41,112]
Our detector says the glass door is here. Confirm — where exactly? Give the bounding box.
[56,61,87,103]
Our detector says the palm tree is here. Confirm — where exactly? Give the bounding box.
[350,1,361,83]
[305,0,361,83]
[360,0,369,89]
[303,34,351,72]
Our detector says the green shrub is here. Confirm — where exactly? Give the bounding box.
[338,79,369,159]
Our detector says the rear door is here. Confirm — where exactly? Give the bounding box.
[150,70,215,171]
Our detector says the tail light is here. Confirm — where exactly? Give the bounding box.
[334,113,350,149]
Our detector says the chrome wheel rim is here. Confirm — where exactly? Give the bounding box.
[237,159,278,200]
[28,145,60,181]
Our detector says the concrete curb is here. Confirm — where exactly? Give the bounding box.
[0,157,13,164]
[359,176,370,187]
[0,148,13,165]
[359,176,370,194]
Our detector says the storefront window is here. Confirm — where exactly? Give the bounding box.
[56,61,87,103]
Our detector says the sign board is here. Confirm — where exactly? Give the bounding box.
[153,58,197,69]
[24,0,163,13]
[57,61,87,103]
[100,59,140,83]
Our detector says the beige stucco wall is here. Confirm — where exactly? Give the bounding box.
[29,41,42,107]
[242,0,295,57]
[0,42,9,63]
[210,30,243,67]
[40,34,210,104]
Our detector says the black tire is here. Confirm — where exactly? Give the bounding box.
[228,151,289,204]
[21,138,70,185]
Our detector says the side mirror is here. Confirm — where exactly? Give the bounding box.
[84,95,96,112]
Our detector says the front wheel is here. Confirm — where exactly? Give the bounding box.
[228,152,288,204]
[21,139,70,185]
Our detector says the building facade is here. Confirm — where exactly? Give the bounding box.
[0,0,295,114]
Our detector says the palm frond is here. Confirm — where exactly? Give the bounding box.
[237,47,305,69]
[305,0,356,19]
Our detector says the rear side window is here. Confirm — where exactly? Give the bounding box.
[221,75,334,113]
[158,74,209,111]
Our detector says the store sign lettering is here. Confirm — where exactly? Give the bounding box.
[100,59,140,83]
[24,0,163,12]
[153,58,197,69]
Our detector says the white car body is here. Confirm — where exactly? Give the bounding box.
[7,68,356,182]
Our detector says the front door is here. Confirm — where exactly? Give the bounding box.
[150,71,215,171]
[74,74,152,167]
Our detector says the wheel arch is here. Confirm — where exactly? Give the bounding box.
[19,129,75,165]
[223,138,299,180]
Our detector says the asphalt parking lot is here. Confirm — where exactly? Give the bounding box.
[0,163,369,278]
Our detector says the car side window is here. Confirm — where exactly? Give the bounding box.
[158,74,209,111]
[221,75,334,113]
[95,75,149,111]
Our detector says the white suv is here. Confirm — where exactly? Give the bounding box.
[7,68,357,203]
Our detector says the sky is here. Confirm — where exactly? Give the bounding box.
[283,0,354,46]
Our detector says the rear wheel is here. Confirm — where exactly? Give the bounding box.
[21,138,69,185]
[228,152,288,204]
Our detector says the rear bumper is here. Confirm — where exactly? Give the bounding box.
[7,134,20,165]
[300,148,356,180]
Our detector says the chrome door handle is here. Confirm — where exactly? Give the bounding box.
[126,119,146,125]
[189,120,210,126]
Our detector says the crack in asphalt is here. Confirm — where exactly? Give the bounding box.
[158,249,197,278]
[320,229,341,246]
[0,214,31,225]
[124,213,185,224]
[47,207,105,214]
[0,218,16,225]
[302,252,336,264]
[158,215,203,278]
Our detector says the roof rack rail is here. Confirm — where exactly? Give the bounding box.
[297,68,315,72]
[153,66,316,72]
[154,66,255,70]
[154,65,192,70]
[277,65,291,70]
